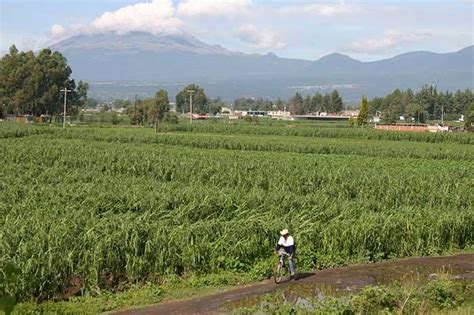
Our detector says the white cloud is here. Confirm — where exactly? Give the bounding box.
[51,24,67,37]
[177,0,252,17]
[89,0,183,35]
[347,30,434,54]
[48,24,75,43]
[235,24,286,50]
[302,2,351,16]
[278,1,353,17]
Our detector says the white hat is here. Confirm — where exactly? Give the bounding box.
[280,228,289,236]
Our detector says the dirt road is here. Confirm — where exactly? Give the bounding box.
[115,253,473,315]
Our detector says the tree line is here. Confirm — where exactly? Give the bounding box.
[125,86,345,125]
[368,85,473,124]
[231,90,344,115]
[77,83,474,127]
[126,84,225,125]
[0,45,88,119]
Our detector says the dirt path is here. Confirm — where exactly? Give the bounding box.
[115,253,473,315]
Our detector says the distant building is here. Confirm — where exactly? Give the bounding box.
[229,111,244,120]
[341,110,359,117]
[268,110,291,120]
[169,102,176,112]
[293,114,348,121]
[247,110,267,117]
[220,107,232,115]
[81,108,100,114]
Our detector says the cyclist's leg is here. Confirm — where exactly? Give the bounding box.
[279,254,284,265]
[288,257,296,276]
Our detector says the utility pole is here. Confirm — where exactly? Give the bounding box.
[187,90,195,123]
[60,88,71,128]
[441,104,444,126]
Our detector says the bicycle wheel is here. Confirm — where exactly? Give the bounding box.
[273,261,285,284]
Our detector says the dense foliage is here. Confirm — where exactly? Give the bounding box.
[126,89,171,126]
[370,85,473,123]
[237,90,344,115]
[175,84,208,114]
[232,86,472,122]
[0,122,472,302]
[357,96,369,126]
[0,45,88,117]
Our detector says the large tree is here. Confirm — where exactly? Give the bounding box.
[289,92,304,115]
[368,97,383,116]
[321,93,331,112]
[311,92,323,113]
[381,102,400,124]
[302,95,312,114]
[176,84,208,114]
[464,102,474,128]
[405,103,427,123]
[329,90,343,113]
[0,45,88,117]
[357,96,369,126]
[127,99,152,125]
[209,97,225,115]
[127,90,169,127]
[274,98,286,111]
[149,89,170,128]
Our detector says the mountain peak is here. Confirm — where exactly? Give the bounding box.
[50,31,242,56]
[264,52,278,58]
[317,52,360,63]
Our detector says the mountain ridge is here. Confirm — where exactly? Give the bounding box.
[47,31,473,101]
[50,31,473,63]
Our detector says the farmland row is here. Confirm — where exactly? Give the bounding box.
[1,122,473,144]
[157,123,474,144]
[1,124,473,161]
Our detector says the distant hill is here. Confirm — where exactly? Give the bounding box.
[49,32,474,102]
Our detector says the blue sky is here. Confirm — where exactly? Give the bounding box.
[1,0,472,61]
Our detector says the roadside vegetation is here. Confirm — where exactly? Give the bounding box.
[233,276,474,314]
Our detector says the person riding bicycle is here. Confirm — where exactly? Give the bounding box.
[275,228,296,277]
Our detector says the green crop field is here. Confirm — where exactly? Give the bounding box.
[1,121,473,302]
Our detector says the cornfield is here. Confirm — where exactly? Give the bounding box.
[0,122,473,300]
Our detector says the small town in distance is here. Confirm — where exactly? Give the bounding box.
[4,79,473,133]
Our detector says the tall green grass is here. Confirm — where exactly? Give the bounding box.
[0,123,473,301]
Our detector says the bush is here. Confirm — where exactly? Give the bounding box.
[110,112,119,125]
[163,112,178,124]
[351,285,398,313]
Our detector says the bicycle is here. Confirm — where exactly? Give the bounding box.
[273,250,295,284]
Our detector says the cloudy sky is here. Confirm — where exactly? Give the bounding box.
[1,0,472,61]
